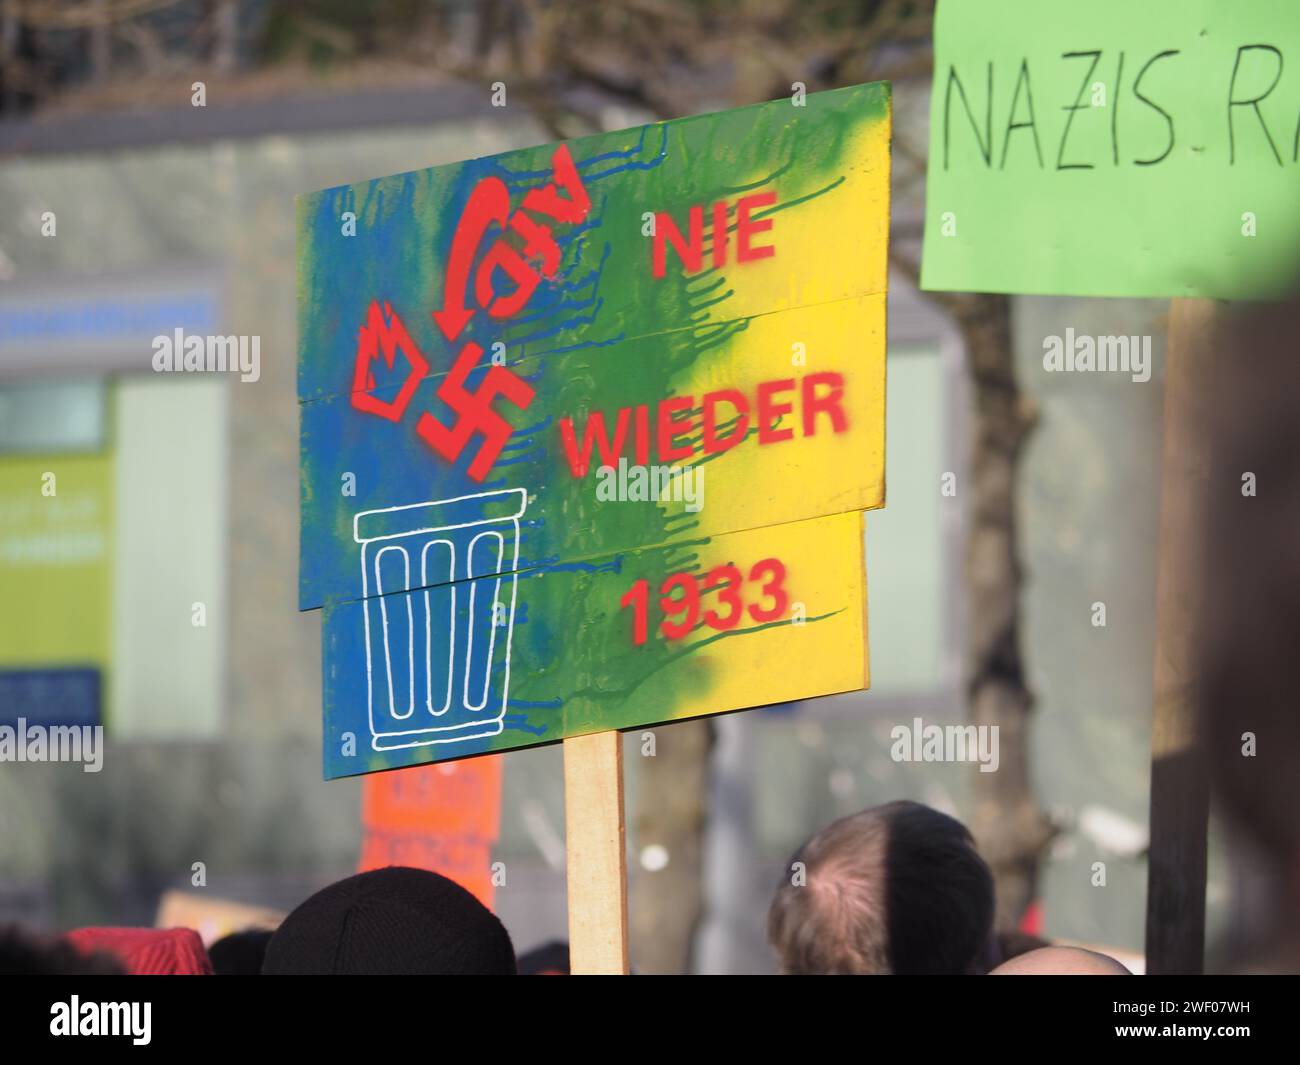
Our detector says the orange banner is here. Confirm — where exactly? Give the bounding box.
[358,756,503,909]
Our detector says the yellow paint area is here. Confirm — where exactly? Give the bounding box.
[669,292,887,535]
[687,108,891,321]
[674,510,869,716]
[557,509,869,737]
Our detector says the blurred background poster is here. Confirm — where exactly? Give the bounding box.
[358,759,503,910]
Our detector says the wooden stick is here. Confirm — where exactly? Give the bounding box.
[1144,296,1215,975]
[563,730,629,974]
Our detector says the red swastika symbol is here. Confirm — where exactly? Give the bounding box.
[415,341,536,482]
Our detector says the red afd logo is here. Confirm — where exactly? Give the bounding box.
[432,143,591,343]
[350,144,592,482]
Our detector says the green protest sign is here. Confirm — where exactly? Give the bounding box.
[921,0,1300,298]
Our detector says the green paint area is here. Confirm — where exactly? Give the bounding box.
[923,0,1300,297]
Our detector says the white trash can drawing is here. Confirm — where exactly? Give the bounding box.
[353,488,526,751]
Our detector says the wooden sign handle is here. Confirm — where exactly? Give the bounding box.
[563,730,630,974]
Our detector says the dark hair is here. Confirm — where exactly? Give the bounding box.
[517,940,571,975]
[0,924,123,975]
[262,867,516,975]
[208,928,275,975]
[768,801,995,974]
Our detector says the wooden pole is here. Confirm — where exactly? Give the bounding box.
[563,730,630,974]
[1144,297,1216,975]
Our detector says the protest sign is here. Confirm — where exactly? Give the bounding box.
[155,891,284,947]
[921,0,1300,298]
[919,0,1300,971]
[299,84,890,972]
[298,83,890,774]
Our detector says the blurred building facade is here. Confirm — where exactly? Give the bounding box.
[0,77,1224,971]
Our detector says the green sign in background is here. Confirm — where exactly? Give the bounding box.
[0,453,112,669]
[922,0,1300,299]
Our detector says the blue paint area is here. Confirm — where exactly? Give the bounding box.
[322,570,524,775]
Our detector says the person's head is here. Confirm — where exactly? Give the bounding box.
[989,946,1130,975]
[262,866,516,975]
[208,928,275,975]
[64,926,212,974]
[768,800,994,974]
[517,940,571,975]
[0,924,123,975]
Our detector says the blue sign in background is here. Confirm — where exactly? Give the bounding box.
[0,668,102,729]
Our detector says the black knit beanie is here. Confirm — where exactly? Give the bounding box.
[262,867,516,975]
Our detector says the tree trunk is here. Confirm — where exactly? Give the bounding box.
[629,719,714,973]
[954,292,1056,928]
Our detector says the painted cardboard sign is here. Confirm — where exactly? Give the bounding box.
[921,0,1300,298]
[298,83,889,776]
[154,891,285,947]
